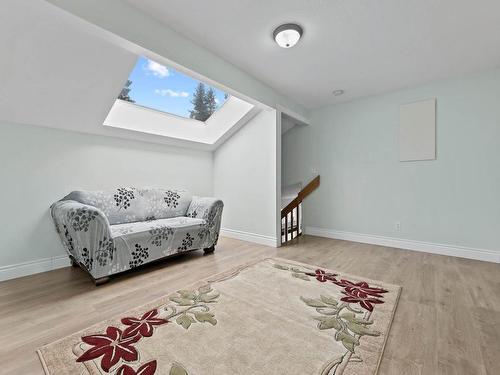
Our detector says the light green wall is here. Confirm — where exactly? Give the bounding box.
[0,122,213,267]
[283,68,500,252]
[214,109,277,242]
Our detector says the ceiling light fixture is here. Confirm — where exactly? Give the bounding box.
[273,23,303,48]
[332,89,344,96]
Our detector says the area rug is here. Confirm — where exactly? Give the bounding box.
[37,257,401,375]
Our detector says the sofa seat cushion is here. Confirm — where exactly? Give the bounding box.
[109,217,208,272]
[110,217,206,239]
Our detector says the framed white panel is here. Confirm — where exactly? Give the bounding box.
[399,98,436,161]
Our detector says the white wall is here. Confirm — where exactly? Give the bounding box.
[282,68,500,262]
[0,122,213,278]
[214,109,278,246]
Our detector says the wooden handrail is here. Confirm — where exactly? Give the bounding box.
[281,175,320,244]
[281,175,320,217]
[298,175,320,200]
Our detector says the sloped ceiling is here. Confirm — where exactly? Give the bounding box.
[46,0,307,118]
[0,0,266,151]
[0,0,136,133]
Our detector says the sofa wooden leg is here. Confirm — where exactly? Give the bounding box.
[70,257,79,268]
[94,276,111,286]
[203,245,215,255]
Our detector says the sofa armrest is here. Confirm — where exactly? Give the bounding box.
[51,200,115,276]
[186,197,224,247]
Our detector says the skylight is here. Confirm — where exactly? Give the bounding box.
[117,56,229,122]
[104,56,257,149]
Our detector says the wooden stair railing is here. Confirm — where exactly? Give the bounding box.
[281,175,320,244]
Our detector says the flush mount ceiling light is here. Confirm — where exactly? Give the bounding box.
[332,89,345,96]
[273,23,303,48]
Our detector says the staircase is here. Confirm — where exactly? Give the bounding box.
[281,175,320,245]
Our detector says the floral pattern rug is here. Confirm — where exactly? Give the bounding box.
[37,258,401,375]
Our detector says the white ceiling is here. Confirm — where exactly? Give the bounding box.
[126,0,500,108]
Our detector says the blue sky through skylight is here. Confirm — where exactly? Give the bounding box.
[119,56,228,119]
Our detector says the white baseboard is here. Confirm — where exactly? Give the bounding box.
[220,228,278,247]
[0,255,71,282]
[305,227,500,263]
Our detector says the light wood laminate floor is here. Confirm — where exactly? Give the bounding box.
[1,235,499,374]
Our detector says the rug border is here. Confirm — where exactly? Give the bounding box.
[374,274,401,374]
[37,256,402,375]
[271,256,402,375]
[37,349,50,374]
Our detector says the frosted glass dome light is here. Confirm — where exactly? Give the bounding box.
[273,24,303,48]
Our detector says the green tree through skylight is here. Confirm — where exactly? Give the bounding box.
[118,80,134,103]
[117,56,228,122]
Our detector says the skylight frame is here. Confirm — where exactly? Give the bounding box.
[103,94,257,149]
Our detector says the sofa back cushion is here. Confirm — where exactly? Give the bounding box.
[63,188,192,224]
[63,188,148,225]
[138,188,192,220]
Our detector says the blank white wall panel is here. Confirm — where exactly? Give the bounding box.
[399,99,436,161]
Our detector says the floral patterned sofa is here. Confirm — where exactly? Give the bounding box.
[51,188,223,285]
